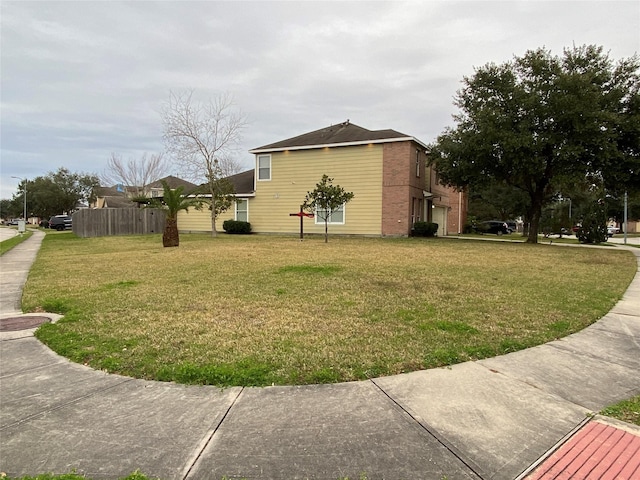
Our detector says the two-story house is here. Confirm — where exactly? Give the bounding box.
[178,121,467,236]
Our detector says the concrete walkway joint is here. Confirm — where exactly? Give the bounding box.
[1,228,639,479]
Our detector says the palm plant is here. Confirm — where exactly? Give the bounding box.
[151,180,202,247]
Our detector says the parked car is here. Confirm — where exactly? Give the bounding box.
[607,226,620,236]
[476,220,510,235]
[48,215,72,231]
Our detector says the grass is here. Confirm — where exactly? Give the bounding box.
[1,474,373,480]
[25,232,636,387]
[0,229,33,255]
[2,473,154,480]
[601,395,640,426]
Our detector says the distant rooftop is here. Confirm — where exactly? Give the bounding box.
[148,175,199,192]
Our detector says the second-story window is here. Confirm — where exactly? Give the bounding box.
[416,149,421,178]
[257,154,271,181]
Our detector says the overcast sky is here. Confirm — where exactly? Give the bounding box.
[1,0,638,198]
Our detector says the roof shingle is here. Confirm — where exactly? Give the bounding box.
[250,121,419,152]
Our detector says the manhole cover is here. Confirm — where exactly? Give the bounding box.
[0,316,51,332]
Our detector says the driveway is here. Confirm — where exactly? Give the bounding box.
[0,227,18,242]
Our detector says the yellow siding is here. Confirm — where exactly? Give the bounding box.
[179,208,239,232]
[250,145,383,235]
[178,208,211,233]
[178,202,244,232]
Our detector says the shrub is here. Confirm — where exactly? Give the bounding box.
[222,220,252,234]
[577,201,608,244]
[412,221,438,237]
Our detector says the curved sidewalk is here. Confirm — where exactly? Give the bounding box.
[1,231,639,479]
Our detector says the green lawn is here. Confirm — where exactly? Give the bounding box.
[26,232,636,387]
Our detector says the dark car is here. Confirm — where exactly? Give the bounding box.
[49,215,72,231]
[477,220,510,235]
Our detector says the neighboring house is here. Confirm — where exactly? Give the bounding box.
[146,175,199,198]
[91,186,136,208]
[92,176,198,208]
[178,121,467,236]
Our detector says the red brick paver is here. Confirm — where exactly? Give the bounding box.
[528,420,640,479]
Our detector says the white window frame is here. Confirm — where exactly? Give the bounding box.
[235,198,249,222]
[315,203,346,225]
[257,154,271,181]
[415,149,421,178]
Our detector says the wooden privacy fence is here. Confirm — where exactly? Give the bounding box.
[73,209,166,238]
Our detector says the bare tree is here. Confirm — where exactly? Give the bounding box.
[161,90,247,236]
[101,152,170,197]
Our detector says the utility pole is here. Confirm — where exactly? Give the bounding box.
[623,191,628,245]
[11,176,27,233]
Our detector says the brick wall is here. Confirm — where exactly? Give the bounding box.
[381,141,426,236]
[446,189,468,234]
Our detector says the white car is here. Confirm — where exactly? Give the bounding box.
[607,226,620,236]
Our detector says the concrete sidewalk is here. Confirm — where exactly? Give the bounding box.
[1,232,639,479]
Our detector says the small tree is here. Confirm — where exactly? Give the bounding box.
[150,180,202,247]
[205,173,236,228]
[161,90,246,237]
[577,199,608,244]
[302,175,354,243]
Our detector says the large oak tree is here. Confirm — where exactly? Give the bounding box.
[11,167,99,220]
[429,45,639,243]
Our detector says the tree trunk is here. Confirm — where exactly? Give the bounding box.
[163,217,179,247]
[526,191,546,244]
[324,219,328,243]
[210,210,218,237]
[527,212,540,243]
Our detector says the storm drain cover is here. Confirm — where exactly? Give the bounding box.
[0,316,51,332]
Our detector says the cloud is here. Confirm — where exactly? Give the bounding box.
[1,0,638,198]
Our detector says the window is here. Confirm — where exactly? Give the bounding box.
[257,154,271,181]
[416,149,421,178]
[315,204,345,225]
[235,199,248,222]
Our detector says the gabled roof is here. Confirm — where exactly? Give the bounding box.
[249,120,428,153]
[148,175,198,192]
[226,170,254,195]
[103,196,136,208]
[94,186,126,197]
